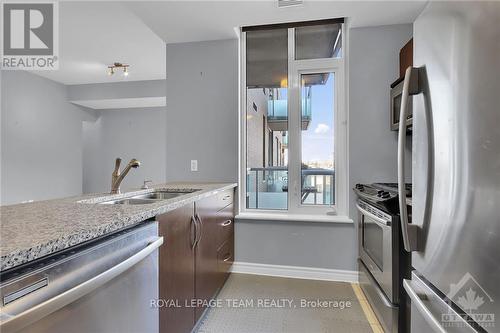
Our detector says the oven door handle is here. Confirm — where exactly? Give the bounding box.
[356,204,391,227]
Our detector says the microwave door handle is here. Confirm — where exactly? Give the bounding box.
[398,66,421,252]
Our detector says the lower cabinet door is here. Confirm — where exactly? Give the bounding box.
[194,198,221,321]
[158,203,196,333]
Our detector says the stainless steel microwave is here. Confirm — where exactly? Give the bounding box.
[390,78,413,131]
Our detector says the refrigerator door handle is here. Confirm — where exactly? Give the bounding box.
[0,236,164,333]
[403,278,447,333]
[398,66,421,252]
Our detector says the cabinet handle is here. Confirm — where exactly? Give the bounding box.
[223,254,232,262]
[195,213,203,246]
[222,220,232,227]
[222,195,231,201]
[190,216,197,249]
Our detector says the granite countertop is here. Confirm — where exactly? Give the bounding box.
[0,182,237,272]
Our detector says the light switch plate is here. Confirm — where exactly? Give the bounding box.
[190,160,198,172]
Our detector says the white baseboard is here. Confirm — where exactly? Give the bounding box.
[231,261,358,283]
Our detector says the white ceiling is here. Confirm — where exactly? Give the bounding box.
[126,1,427,44]
[32,1,426,85]
[33,2,166,85]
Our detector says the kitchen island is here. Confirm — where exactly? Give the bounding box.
[0,182,236,272]
[1,182,236,333]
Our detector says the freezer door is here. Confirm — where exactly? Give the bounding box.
[404,272,479,333]
[412,1,500,328]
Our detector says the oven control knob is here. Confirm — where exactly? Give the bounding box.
[381,192,391,199]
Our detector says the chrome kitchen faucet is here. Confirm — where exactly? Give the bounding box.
[110,158,140,194]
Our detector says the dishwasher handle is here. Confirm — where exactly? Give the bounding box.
[0,237,164,333]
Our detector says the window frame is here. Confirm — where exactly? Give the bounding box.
[238,23,349,218]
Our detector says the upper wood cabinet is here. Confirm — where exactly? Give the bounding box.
[157,188,235,333]
[399,38,413,79]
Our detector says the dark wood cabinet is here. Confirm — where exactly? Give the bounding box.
[399,38,413,78]
[157,203,196,333]
[157,188,235,333]
[217,237,234,286]
[194,193,234,320]
[194,195,221,321]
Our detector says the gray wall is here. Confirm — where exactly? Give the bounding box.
[165,39,238,182]
[236,24,413,272]
[82,107,167,194]
[235,220,357,270]
[349,24,413,220]
[1,71,93,205]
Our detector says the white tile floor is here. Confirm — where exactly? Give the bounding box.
[195,274,379,333]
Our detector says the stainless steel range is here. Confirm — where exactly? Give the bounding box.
[354,183,411,333]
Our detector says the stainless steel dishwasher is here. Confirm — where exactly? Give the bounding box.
[0,221,163,333]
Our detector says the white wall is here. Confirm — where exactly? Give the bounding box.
[165,39,238,182]
[82,107,167,194]
[1,71,93,205]
[1,71,166,203]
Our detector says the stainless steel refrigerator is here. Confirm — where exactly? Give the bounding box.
[397,2,500,332]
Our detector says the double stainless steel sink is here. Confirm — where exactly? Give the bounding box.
[99,189,200,205]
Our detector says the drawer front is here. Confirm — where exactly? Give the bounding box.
[216,205,234,246]
[217,239,234,278]
[197,189,233,214]
[216,189,234,211]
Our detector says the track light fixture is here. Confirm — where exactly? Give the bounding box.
[107,62,129,77]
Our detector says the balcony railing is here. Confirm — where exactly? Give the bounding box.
[267,97,312,120]
[267,86,312,131]
[246,166,334,210]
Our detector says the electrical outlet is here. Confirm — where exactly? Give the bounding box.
[191,160,198,172]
